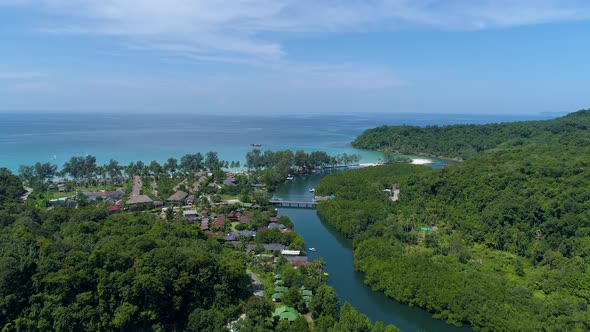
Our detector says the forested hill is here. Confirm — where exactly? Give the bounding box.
[315,108,590,330]
[352,109,590,159]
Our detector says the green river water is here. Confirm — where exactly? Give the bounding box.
[272,169,469,332]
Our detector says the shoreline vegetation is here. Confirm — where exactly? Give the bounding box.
[0,148,402,331]
[315,109,590,331]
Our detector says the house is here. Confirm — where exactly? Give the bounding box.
[223,172,237,186]
[240,215,249,225]
[208,183,221,190]
[300,288,313,305]
[191,172,208,192]
[167,191,188,205]
[273,306,299,322]
[230,230,256,238]
[185,195,195,206]
[214,215,226,228]
[206,231,226,237]
[201,209,208,217]
[268,223,287,231]
[271,293,283,302]
[245,243,287,254]
[126,195,153,205]
[222,178,237,186]
[107,205,120,212]
[269,216,278,223]
[82,189,125,201]
[281,250,301,256]
[49,196,76,208]
[286,256,309,267]
[200,218,209,230]
[252,183,264,190]
[183,210,199,224]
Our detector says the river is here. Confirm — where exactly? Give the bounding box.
[272,169,467,332]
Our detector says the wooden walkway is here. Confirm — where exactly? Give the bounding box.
[270,199,318,208]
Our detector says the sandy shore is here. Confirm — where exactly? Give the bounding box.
[358,162,384,167]
[411,158,433,165]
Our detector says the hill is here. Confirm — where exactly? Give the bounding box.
[352,109,590,159]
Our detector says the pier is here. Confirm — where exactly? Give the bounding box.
[270,199,318,208]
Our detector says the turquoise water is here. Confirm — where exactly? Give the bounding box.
[0,112,552,172]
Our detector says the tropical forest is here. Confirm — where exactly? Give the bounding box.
[316,109,590,331]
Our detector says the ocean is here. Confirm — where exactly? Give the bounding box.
[0,112,555,172]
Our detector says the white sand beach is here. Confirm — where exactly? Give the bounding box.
[358,162,384,167]
[411,158,433,165]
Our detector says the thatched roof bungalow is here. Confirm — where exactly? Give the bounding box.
[167,190,188,202]
[127,195,153,205]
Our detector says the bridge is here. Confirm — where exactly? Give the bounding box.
[269,199,318,208]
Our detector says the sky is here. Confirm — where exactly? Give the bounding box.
[0,0,589,115]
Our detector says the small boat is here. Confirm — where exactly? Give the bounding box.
[323,272,329,277]
[309,188,315,192]
[286,176,294,180]
[308,247,316,252]
[250,143,262,147]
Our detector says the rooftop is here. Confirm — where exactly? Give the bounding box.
[167,190,189,201]
[127,195,153,204]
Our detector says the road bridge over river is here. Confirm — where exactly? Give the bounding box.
[269,199,318,208]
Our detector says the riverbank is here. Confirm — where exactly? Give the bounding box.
[273,169,466,332]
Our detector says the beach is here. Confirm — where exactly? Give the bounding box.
[411,158,433,165]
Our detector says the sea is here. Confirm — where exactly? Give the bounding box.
[0,112,557,172]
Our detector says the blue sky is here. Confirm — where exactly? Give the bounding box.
[0,0,589,114]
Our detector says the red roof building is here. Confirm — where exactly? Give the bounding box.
[215,215,226,228]
[240,215,249,224]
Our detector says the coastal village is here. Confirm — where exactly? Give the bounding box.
[14,150,426,328]
[20,151,347,326]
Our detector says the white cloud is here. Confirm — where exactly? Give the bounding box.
[8,0,590,62]
[0,71,44,79]
[3,0,590,94]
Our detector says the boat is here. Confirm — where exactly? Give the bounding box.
[309,188,315,192]
[250,143,262,147]
[308,247,317,252]
[286,176,294,180]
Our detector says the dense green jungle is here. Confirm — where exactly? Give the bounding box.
[317,109,590,331]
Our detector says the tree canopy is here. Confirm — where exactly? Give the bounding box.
[0,206,251,331]
[317,109,590,330]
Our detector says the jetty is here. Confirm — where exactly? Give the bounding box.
[269,199,318,208]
